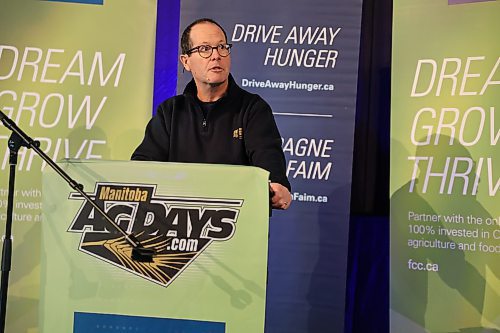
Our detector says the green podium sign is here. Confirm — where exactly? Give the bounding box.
[41,160,270,333]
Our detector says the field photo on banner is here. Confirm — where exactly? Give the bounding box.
[0,0,157,331]
[391,0,500,332]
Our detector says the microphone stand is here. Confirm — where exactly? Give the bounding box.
[0,109,155,333]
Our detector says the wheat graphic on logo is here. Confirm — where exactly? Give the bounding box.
[81,233,201,286]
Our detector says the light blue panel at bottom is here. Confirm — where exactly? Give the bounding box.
[41,0,104,4]
[73,312,225,333]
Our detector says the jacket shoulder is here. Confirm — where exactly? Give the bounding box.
[156,94,190,115]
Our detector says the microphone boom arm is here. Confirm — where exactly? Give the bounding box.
[0,109,155,261]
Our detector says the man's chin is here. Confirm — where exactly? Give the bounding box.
[207,77,227,87]
[208,81,224,87]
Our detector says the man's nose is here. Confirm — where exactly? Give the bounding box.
[211,48,222,60]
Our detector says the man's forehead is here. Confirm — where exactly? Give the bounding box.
[190,22,225,42]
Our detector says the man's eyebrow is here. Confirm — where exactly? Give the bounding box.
[197,39,225,44]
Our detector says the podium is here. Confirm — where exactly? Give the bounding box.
[40,160,270,333]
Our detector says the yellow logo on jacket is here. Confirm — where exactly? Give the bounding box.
[233,128,243,139]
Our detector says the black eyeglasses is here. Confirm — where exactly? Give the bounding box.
[186,43,232,58]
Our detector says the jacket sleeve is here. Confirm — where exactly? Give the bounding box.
[131,104,170,161]
[243,97,291,191]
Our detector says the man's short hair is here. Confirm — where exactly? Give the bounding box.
[180,18,228,55]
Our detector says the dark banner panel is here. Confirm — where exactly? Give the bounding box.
[152,0,181,112]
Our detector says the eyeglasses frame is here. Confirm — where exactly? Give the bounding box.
[185,43,233,58]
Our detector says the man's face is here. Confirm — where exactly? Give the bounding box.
[180,22,231,88]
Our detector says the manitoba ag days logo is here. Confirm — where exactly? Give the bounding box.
[67,182,242,287]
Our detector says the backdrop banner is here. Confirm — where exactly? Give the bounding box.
[171,1,364,332]
[0,0,157,331]
[391,0,500,332]
[41,160,269,333]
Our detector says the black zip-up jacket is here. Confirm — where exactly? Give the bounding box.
[132,75,291,190]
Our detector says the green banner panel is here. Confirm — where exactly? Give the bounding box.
[41,160,269,333]
[0,1,157,331]
[391,1,499,332]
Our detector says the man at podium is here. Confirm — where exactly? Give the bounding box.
[132,18,291,210]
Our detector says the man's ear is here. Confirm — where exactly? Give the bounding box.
[180,54,190,72]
